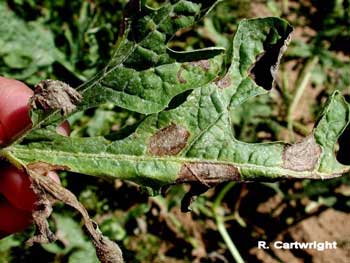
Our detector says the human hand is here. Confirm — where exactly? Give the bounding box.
[0,77,69,238]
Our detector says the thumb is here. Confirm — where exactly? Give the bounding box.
[0,77,33,144]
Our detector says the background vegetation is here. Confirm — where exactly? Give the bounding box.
[0,0,349,262]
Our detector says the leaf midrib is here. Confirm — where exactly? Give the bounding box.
[6,147,342,179]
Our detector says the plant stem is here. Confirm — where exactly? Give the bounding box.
[287,56,319,141]
[213,182,235,208]
[212,182,244,263]
[281,64,292,104]
[216,217,245,263]
[293,121,310,137]
[282,0,289,14]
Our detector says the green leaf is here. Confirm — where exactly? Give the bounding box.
[5,17,348,191]
[77,0,224,114]
[42,213,99,263]
[17,0,226,143]
[0,235,20,263]
[0,2,63,83]
[25,0,225,130]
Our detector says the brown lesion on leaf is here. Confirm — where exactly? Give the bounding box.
[215,73,232,89]
[148,123,190,156]
[25,162,69,245]
[26,166,124,263]
[30,79,83,116]
[177,162,241,185]
[282,135,322,172]
[177,59,211,84]
[177,66,187,84]
[248,28,293,90]
[175,162,241,212]
[189,59,211,71]
[28,162,70,175]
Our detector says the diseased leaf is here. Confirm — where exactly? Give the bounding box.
[26,0,225,130]
[4,17,349,192]
[1,2,350,262]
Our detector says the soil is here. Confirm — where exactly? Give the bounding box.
[249,209,350,263]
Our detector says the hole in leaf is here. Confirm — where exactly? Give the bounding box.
[165,89,193,110]
[345,94,350,103]
[105,116,145,141]
[249,26,293,90]
[336,124,350,165]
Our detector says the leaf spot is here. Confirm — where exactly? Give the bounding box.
[28,162,70,175]
[148,123,190,156]
[215,74,232,89]
[177,67,187,84]
[189,59,211,71]
[31,79,82,116]
[282,135,322,171]
[177,162,240,184]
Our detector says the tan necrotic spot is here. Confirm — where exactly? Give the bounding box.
[30,79,82,116]
[282,135,322,171]
[177,162,240,185]
[148,123,190,156]
[177,67,187,84]
[177,60,211,84]
[215,73,232,89]
[28,162,70,175]
[189,60,210,71]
